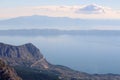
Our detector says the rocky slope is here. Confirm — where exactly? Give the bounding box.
[0,42,120,80]
[0,59,22,80]
[0,43,50,69]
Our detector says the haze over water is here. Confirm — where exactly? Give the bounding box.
[0,35,120,74]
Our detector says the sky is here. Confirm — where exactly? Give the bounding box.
[0,0,120,19]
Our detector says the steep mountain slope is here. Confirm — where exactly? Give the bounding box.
[0,42,120,80]
[0,59,22,80]
[0,43,50,69]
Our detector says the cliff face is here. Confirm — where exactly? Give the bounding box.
[0,43,43,60]
[0,59,22,80]
[0,43,50,69]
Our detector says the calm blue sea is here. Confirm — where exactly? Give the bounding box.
[0,35,120,74]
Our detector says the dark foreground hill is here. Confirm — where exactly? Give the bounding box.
[0,42,120,80]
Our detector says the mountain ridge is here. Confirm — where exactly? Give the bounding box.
[0,42,49,69]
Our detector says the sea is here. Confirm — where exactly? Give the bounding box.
[0,35,120,74]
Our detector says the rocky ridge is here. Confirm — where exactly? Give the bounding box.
[0,43,50,69]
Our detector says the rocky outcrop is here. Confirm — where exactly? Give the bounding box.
[0,42,50,69]
[0,59,22,80]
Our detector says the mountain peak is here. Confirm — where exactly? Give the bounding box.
[24,43,36,48]
[0,43,50,69]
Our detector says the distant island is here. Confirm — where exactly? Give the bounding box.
[0,29,120,36]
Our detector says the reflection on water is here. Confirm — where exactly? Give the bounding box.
[0,35,120,74]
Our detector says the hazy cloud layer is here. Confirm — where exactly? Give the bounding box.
[0,4,120,19]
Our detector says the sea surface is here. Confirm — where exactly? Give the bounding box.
[0,35,120,74]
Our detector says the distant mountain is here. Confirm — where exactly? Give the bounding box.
[0,15,119,29]
[0,42,120,80]
[0,59,22,80]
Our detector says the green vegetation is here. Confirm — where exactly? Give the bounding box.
[14,66,60,80]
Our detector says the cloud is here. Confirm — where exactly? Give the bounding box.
[75,4,105,14]
[0,4,120,19]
